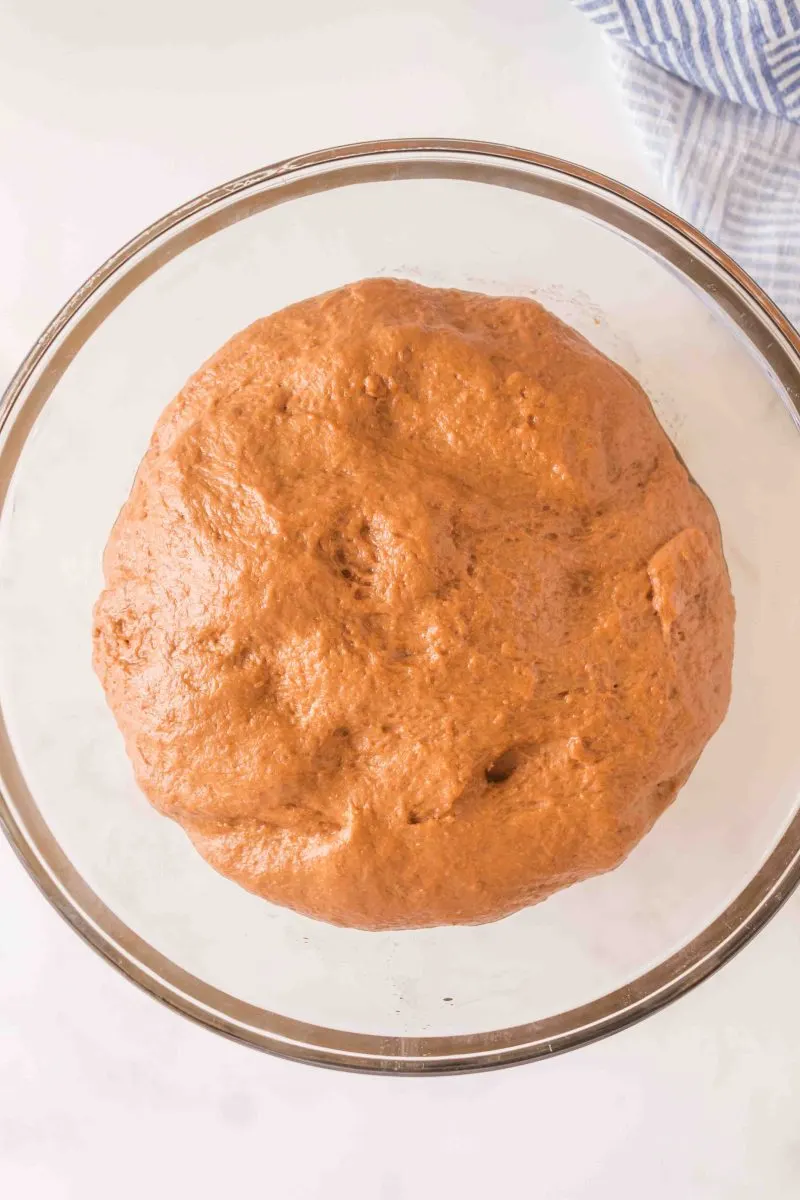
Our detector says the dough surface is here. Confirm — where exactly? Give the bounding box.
[93,278,734,929]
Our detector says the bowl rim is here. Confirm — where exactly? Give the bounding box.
[1,136,799,1074]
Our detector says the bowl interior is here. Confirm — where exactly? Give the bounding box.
[1,152,799,1064]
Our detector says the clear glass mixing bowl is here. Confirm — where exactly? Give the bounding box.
[1,140,799,1073]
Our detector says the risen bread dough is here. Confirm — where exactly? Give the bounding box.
[93,279,734,930]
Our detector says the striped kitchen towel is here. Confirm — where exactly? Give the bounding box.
[574,1,800,325]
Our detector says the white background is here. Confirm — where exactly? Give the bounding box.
[1,2,799,1196]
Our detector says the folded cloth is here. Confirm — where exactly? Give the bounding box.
[574,1,800,326]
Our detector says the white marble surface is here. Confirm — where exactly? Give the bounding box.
[1,2,799,1197]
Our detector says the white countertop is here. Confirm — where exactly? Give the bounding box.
[1,2,799,1196]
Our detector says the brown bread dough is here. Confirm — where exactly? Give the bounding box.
[93,279,734,930]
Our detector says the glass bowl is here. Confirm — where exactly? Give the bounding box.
[1,139,799,1074]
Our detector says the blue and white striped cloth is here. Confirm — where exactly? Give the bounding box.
[574,0,800,325]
